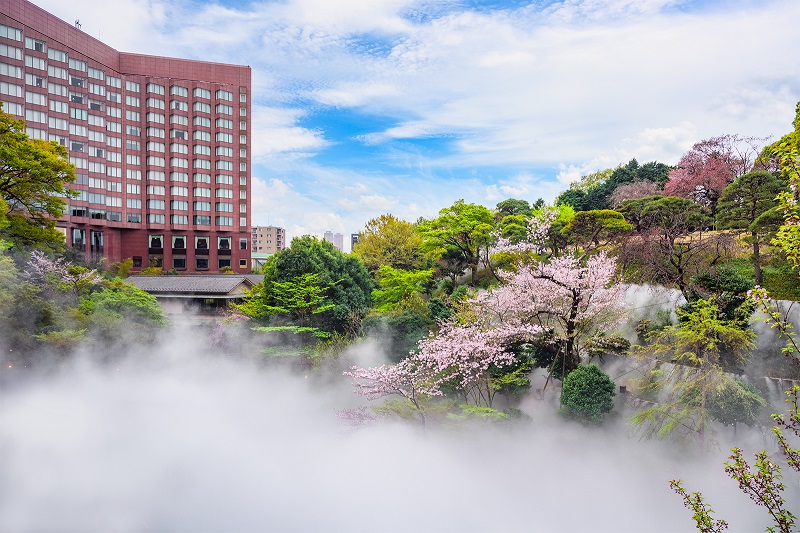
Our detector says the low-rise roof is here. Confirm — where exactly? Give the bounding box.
[125,274,263,298]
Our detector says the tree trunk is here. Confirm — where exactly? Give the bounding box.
[470,253,479,286]
[752,231,762,286]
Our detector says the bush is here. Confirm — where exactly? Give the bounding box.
[560,364,616,424]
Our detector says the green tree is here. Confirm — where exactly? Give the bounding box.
[560,364,616,424]
[632,298,755,449]
[762,102,800,270]
[417,200,496,286]
[372,265,434,313]
[0,107,75,249]
[495,198,532,218]
[258,236,374,335]
[717,170,788,285]
[708,378,765,429]
[556,160,671,212]
[562,209,632,252]
[352,214,425,273]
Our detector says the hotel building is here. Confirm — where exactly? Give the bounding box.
[0,0,252,273]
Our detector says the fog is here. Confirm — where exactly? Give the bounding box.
[1,321,784,533]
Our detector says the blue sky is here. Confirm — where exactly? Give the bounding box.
[34,0,800,249]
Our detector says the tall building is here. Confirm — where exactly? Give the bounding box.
[0,0,252,273]
[323,230,343,251]
[251,225,285,254]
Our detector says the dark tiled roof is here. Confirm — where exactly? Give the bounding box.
[125,274,262,295]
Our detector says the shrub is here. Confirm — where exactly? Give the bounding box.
[560,364,616,424]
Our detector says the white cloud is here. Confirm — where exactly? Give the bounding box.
[339,194,397,212]
[251,106,329,161]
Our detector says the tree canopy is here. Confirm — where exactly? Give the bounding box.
[417,200,496,286]
[352,213,425,273]
[257,236,374,335]
[0,107,75,249]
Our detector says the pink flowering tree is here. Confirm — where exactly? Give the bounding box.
[346,297,544,418]
[346,207,627,418]
[24,250,102,302]
[663,134,763,217]
[492,207,628,374]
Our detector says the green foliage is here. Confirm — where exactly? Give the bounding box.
[261,236,374,335]
[0,106,76,249]
[417,199,496,286]
[264,272,336,323]
[632,298,755,446]
[708,378,766,428]
[562,209,632,251]
[80,281,167,346]
[557,160,671,212]
[495,198,532,218]
[362,307,433,363]
[669,480,729,532]
[445,404,510,426]
[560,364,616,424]
[497,213,529,244]
[83,281,166,324]
[352,213,425,272]
[761,102,800,271]
[717,170,788,284]
[107,258,133,280]
[529,203,575,257]
[372,265,434,313]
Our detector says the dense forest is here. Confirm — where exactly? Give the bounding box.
[1,101,800,531]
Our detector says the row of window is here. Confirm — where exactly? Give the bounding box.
[144,257,247,270]
[148,235,247,250]
[69,206,244,227]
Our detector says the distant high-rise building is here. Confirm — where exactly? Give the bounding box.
[323,231,343,251]
[251,225,285,254]
[351,233,360,250]
[0,0,252,273]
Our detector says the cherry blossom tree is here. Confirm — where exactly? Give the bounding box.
[664,135,764,217]
[24,250,102,301]
[346,207,627,417]
[609,180,662,206]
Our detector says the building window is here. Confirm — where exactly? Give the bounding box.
[218,237,231,250]
[149,235,163,249]
[218,259,231,269]
[72,228,86,250]
[69,58,87,71]
[173,258,186,270]
[239,259,248,269]
[196,258,209,270]
[195,236,209,250]
[90,230,104,263]
[132,256,142,267]
[239,238,247,250]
